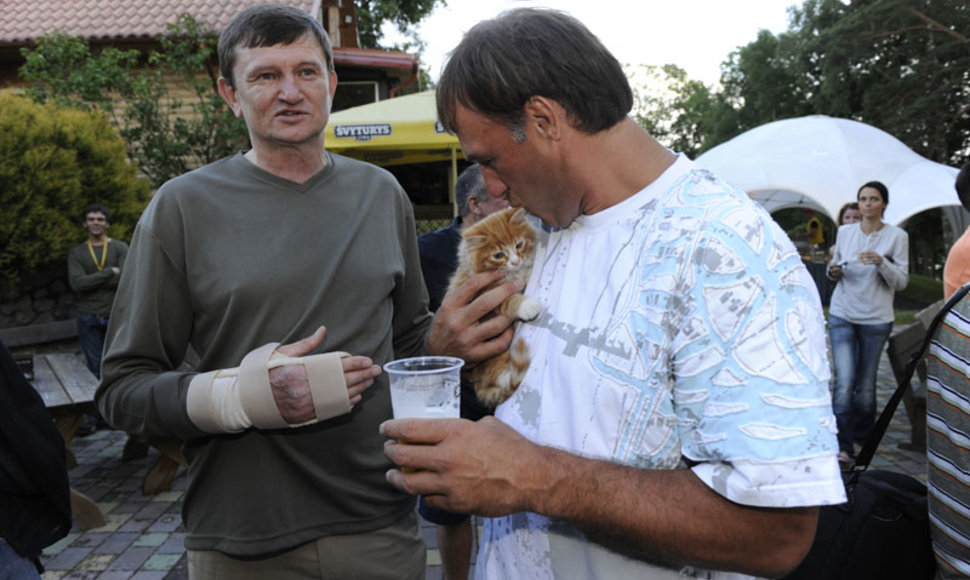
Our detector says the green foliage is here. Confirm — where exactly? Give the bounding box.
[19,14,249,188]
[786,0,969,166]
[630,64,740,159]
[899,272,945,306]
[718,30,815,137]
[634,0,969,166]
[905,208,948,278]
[357,0,445,49]
[0,93,149,289]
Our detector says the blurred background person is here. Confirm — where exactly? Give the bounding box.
[827,181,909,463]
[67,203,127,435]
[418,163,508,312]
[943,163,970,299]
[68,204,127,380]
[837,202,861,225]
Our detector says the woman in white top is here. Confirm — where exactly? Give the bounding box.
[827,181,909,463]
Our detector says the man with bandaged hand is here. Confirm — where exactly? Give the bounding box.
[94,5,518,578]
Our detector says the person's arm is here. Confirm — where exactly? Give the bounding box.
[97,212,206,439]
[103,241,129,290]
[98,220,378,439]
[875,229,909,291]
[390,196,434,359]
[827,226,845,281]
[382,418,817,578]
[67,245,116,293]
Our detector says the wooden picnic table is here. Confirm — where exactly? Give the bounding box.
[28,352,107,531]
[30,352,187,503]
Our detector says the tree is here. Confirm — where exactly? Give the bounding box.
[20,14,249,188]
[356,0,445,49]
[0,93,149,289]
[719,30,815,136]
[629,64,740,159]
[705,0,970,165]
[792,0,968,165]
[651,0,969,165]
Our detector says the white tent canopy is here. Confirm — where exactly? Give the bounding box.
[694,115,962,231]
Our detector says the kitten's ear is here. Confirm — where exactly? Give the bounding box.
[463,234,487,246]
[511,207,528,222]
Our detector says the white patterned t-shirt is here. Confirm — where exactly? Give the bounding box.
[476,155,846,580]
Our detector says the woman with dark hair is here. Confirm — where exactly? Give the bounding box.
[827,181,909,462]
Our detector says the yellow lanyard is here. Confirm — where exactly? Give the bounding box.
[87,239,109,271]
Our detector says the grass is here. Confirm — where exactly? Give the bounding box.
[898,273,944,305]
[895,273,944,326]
[895,310,916,326]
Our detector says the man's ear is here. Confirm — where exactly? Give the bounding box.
[523,96,563,140]
[328,70,339,101]
[218,77,243,118]
[467,195,482,217]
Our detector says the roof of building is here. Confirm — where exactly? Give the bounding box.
[0,0,318,45]
[0,0,416,71]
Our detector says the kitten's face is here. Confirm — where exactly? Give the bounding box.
[462,208,536,275]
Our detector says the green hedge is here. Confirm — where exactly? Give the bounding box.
[0,92,149,290]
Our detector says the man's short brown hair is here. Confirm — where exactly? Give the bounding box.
[436,8,633,136]
[218,4,333,88]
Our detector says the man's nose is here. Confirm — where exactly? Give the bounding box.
[482,169,511,202]
[278,75,303,101]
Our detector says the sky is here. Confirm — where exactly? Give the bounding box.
[382,0,798,86]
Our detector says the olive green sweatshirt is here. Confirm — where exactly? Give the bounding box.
[99,152,432,556]
[67,238,128,316]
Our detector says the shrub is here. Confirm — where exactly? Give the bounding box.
[0,92,149,291]
[19,15,250,189]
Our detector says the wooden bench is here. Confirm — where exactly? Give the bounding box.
[0,319,79,348]
[885,299,944,452]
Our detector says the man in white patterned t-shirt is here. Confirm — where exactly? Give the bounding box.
[386,8,846,579]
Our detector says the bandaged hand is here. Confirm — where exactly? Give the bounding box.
[187,327,380,433]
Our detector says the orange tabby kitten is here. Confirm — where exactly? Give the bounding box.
[449,207,540,406]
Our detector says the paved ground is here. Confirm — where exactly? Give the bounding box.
[38,351,926,580]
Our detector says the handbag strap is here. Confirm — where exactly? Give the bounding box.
[850,282,970,476]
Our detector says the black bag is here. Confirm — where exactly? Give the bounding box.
[781,287,970,580]
[783,468,935,579]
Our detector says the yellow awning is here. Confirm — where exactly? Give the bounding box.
[326,90,463,208]
[326,90,463,166]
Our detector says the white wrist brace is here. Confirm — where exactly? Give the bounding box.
[186,343,351,433]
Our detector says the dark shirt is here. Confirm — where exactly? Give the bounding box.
[0,341,71,562]
[418,217,463,312]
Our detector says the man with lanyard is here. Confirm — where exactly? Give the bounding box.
[67,203,128,380]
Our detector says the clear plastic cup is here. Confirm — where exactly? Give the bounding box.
[383,356,463,419]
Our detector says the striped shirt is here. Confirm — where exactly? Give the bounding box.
[926,292,970,579]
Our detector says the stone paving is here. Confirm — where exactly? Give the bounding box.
[39,351,925,580]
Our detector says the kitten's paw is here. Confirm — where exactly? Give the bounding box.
[476,373,517,406]
[517,296,541,321]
